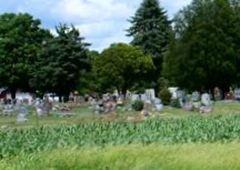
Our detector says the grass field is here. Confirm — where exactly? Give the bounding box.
[1,101,240,170]
[1,143,240,170]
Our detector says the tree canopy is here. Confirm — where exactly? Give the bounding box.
[163,0,240,93]
[30,24,90,100]
[93,43,154,95]
[0,13,51,99]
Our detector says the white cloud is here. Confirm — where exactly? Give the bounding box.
[1,0,192,51]
[51,0,134,23]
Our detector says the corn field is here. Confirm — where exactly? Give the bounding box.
[1,115,240,157]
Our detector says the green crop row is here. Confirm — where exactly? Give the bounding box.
[1,115,240,157]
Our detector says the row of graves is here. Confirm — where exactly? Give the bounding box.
[89,89,164,118]
[89,88,215,117]
[2,86,240,124]
[0,94,78,124]
[173,87,240,113]
[177,91,213,113]
[213,87,240,101]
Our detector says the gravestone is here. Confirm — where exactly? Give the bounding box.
[201,93,211,106]
[35,97,52,117]
[235,88,240,101]
[176,90,186,107]
[104,101,117,113]
[2,104,14,116]
[169,87,178,99]
[93,100,104,114]
[214,87,222,101]
[192,91,200,102]
[16,105,28,123]
[192,91,201,110]
[35,99,44,116]
[145,89,155,101]
[140,94,147,102]
[200,93,213,113]
[183,102,193,111]
[192,102,201,110]
[153,98,163,111]
[43,95,52,115]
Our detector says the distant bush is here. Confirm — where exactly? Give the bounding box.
[159,88,171,105]
[171,99,181,108]
[132,100,144,111]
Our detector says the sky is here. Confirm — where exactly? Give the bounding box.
[0,0,192,51]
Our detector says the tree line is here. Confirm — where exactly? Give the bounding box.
[0,0,240,100]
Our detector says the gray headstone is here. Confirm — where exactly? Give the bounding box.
[140,94,148,102]
[192,91,200,102]
[3,104,14,116]
[155,104,163,111]
[153,98,163,111]
[183,102,193,111]
[17,106,28,123]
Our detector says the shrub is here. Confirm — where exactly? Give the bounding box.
[171,99,181,108]
[159,88,171,105]
[132,100,144,111]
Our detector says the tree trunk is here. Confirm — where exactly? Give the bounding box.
[122,88,127,99]
[59,95,63,103]
[210,88,215,101]
[63,95,69,103]
[10,88,16,100]
[221,86,229,100]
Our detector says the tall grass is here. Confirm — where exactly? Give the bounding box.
[1,115,240,157]
[1,143,240,170]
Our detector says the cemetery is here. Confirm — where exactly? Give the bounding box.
[1,87,240,127]
[2,0,240,169]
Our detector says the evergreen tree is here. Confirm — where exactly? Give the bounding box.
[127,0,172,85]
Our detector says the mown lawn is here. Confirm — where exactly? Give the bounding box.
[1,143,240,170]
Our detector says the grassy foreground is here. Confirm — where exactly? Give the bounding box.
[1,143,240,170]
[2,115,240,157]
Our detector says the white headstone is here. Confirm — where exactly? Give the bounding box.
[235,89,240,100]
[145,89,156,101]
[169,87,178,99]
[201,93,211,106]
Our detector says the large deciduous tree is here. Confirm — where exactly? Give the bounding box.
[30,24,90,101]
[163,0,240,94]
[127,0,172,85]
[0,13,51,99]
[93,43,155,96]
